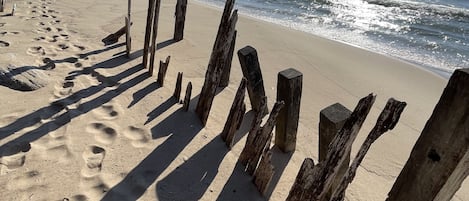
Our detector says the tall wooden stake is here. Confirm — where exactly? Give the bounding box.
[183,82,192,111]
[148,0,162,72]
[173,0,187,41]
[387,69,469,201]
[219,30,237,87]
[221,78,247,149]
[173,72,183,101]
[253,149,275,196]
[1,0,4,13]
[125,0,132,57]
[142,0,156,68]
[157,56,171,86]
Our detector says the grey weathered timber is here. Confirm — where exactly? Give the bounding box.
[173,72,183,101]
[142,0,156,68]
[286,94,376,201]
[173,0,187,41]
[387,68,469,201]
[237,46,268,116]
[287,158,316,201]
[219,30,237,87]
[319,103,351,201]
[245,101,284,175]
[330,98,407,201]
[221,78,247,149]
[253,149,275,196]
[238,96,267,165]
[148,0,162,72]
[275,68,303,153]
[157,56,170,86]
[183,82,192,111]
[125,16,131,57]
[195,3,238,126]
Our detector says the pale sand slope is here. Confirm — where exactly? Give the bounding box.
[0,0,467,200]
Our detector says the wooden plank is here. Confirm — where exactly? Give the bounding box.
[275,68,303,153]
[330,98,407,201]
[287,158,316,201]
[183,82,192,111]
[173,0,187,41]
[237,46,268,116]
[173,72,183,101]
[219,30,237,88]
[221,78,247,149]
[253,149,275,196]
[142,0,156,68]
[319,103,351,200]
[148,0,162,72]
[387,69,469,201]
[157,56,170,87]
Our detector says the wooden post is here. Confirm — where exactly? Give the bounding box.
[319,103,351,200]
[287,158,316,201]
[387,69,469,201]
[183,82,192,111]
[101,24,131,45]
[253,149,274,196]
[286,94,376,201]
[330,98,406,201]
[125,16,131,57]
[219,30,237,87]
[142,0,156,68]
[173,0,187,41]
[242,101,284,175]
[173,72,183,101]
[1,0,4,13]
[238,96,267,165]
[195,5,238,126]
[275,68,302,153]
[237,46,268,116]
[148,0,162,72]
[157,56,170,87]
[11,4,16,16]
[221,78,247,149]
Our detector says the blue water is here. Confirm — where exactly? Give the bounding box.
[197,0,469,78]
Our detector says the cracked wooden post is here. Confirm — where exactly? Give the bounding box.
[221,78,247,149]
[183,82,192,111]
[195,0,237,126]
[157,56,170,86]
[142,0,156,68]
[148,0,162,72]
[286,94,376,201]
[219,30,237,87]
[330,98,407,201]
[173,72,183,101]
[387,68,469,201]
[237,46,268,116]
[275,68,302,153]
[253,149,274,196]
[173,0,187,41]
[319,103,351,200]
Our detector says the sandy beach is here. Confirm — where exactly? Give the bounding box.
[0,0,467,200]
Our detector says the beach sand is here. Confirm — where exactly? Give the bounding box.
[0,0,467,200]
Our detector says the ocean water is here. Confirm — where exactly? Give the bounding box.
[197,0,469,78]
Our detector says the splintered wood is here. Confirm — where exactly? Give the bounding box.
[221,78,247,149]
[183,82,192,111]
[156,56,170,86]
[173,72,183,101]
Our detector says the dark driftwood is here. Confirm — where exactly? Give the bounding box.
[143,0,156,68]
[219,30,237,87]
[157,56,170,86]
[287,158,316,201]
[221,78,247,149]
[173,0,187,41]
[319,103,351,200]
[330,98,407,201]
[148,0,162,72]
[276,68,303,153]
[286,94,376,201]
[173,72,183,101]
[125,16,131,57]
[244,101,284,175]
[183,82,192,111]
[102,23,133,45]
[237,46,268,116]
[195,3,237,126]
[253,149,274,196]
[387,69,469,201]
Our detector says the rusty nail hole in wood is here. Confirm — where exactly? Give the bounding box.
[428,149,441,162]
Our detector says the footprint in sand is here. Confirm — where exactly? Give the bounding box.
[123,126,151,148]
[6,170,45,191]
[27,46,46,56]
[63,194,89,201]
[81,145,106,177]
[0,142,31,171]
[80,175,110,199]
[86,123,118,145]
[0,41,10,47]
[31,120,73,162]
[92,103,121,120]
[53,80,75,98]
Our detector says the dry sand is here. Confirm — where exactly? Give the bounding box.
[0,0,467,200]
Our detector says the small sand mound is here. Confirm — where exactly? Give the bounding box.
[0,64,49,91]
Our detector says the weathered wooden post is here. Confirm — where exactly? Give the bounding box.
[287,158,316,201]
[183,82,192,111]
[173,72,183,101]
[195,0,237,126]
[219,30,237,87]
[238,96,267,164]
[142,0,156,68]
[330,98,406,201]
[253,149,274,196]
[125,0,131,57]
[173,0,187,41]
[387,69,469,201]
[221,78,247,149]
[0,0,4,13]
[318,103,351,200]
[156,56,170,86]
[11,3,15,16]
[237,46,268,116]
[148,0,162,71]
[275,68,302,153]
[286,94,376,201]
